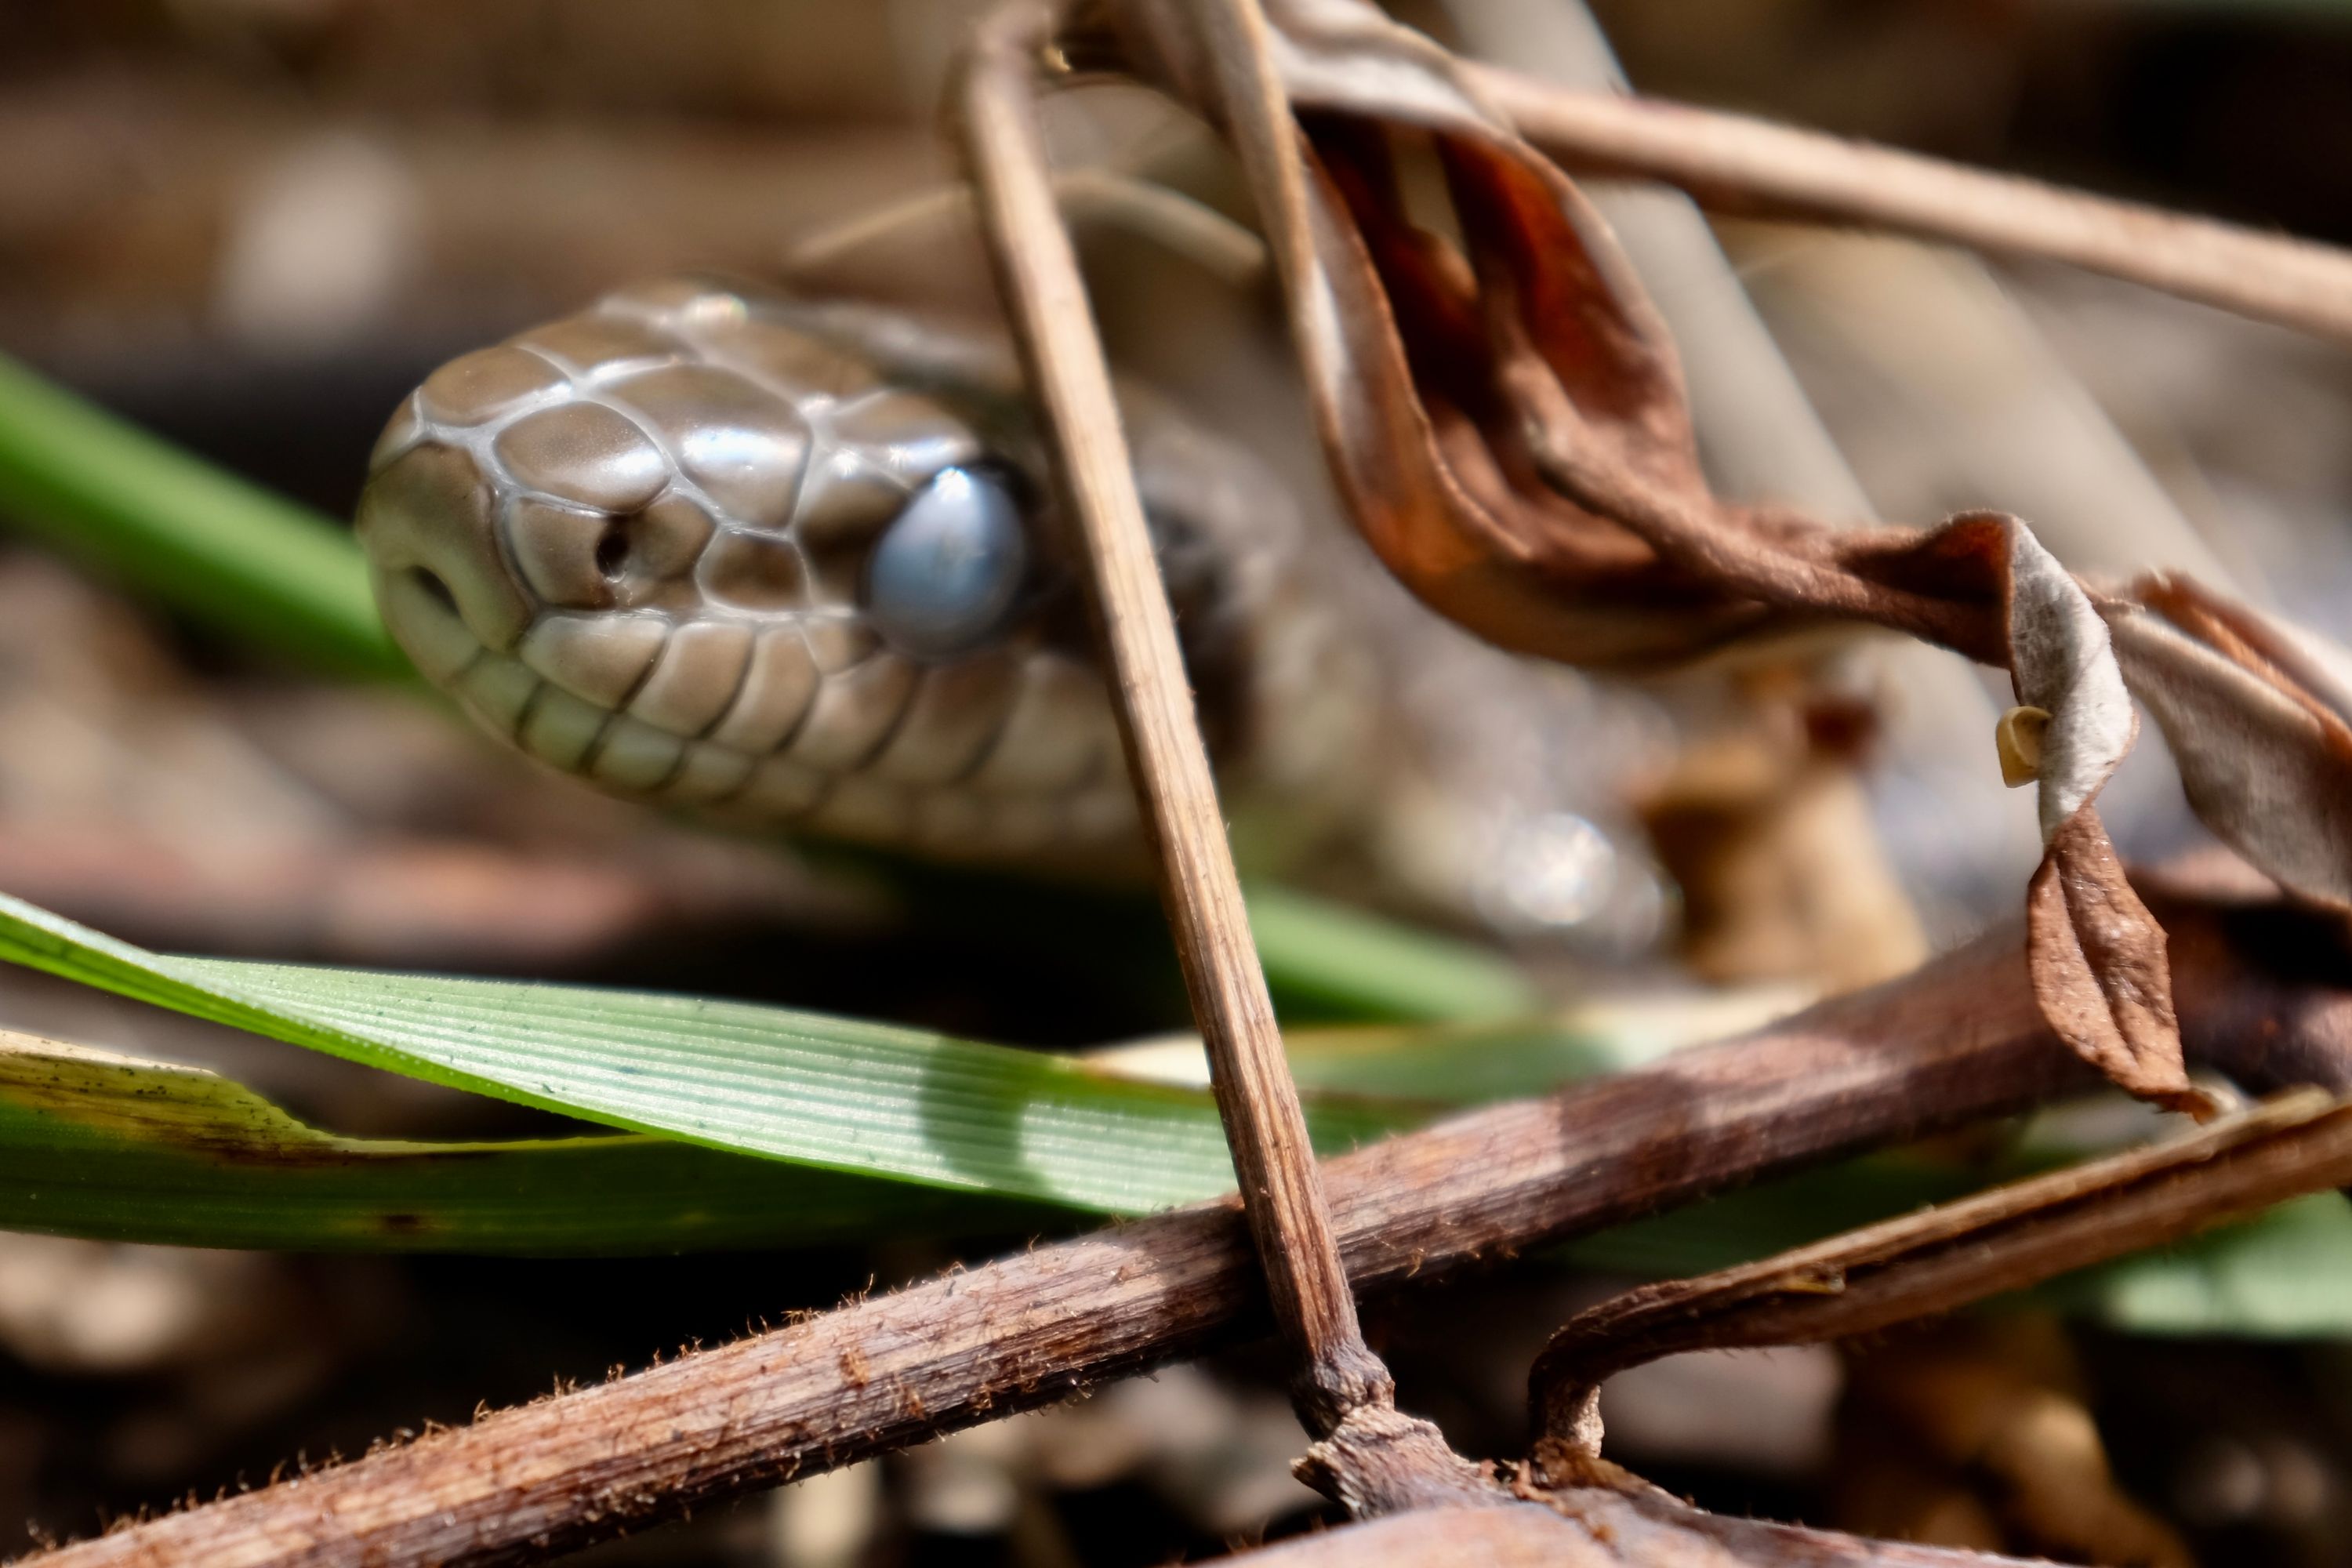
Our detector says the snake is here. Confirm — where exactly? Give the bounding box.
[355,274,1665,942]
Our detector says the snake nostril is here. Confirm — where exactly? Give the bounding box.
[408,567,459,615]
[594,520,630,580]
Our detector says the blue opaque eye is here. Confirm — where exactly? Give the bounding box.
[865,466,1029,660]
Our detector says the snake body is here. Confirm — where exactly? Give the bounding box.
[358,275,1661,936]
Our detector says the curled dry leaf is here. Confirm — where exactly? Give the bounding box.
[1106,0,2001,666]
[2003,525,2135,840]
[2108,575,2352,914]
[1106,0,1767,667]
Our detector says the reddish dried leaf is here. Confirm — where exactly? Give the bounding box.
[1113,0,2020,666]
[1111,0,1798,666]
[2027,814,2209,1115]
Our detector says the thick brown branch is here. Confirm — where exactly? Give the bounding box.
[959,1,1392,1441]
[1470,67,2352,348]
[1530,1088,2352,1447]
[38,887,2352,1568]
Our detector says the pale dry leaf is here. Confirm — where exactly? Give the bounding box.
[2108,580,2352,913]
[2003,522,2134,840]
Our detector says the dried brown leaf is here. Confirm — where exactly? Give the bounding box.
[2027,814,2205,1114]
[1112,0,2037,667]
[1111,0,1786,666]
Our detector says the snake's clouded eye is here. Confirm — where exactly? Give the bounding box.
[865,466,1028,660]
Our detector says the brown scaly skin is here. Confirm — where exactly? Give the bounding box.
[359,278,1385,873]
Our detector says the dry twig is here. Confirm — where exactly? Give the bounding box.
[37,885,2352,1568]
[1530,1088,2352,1452]
[958,5,1496,1510]
[1467,68,2352,349]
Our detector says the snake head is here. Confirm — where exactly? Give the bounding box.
[358,276,1364,873]
[358,277,1163,863]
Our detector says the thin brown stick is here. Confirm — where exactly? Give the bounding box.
[42,894,2352,1568]
[956,1,1388,1439]
[1469,67,2352,348]
[1530,1087,2352,1449]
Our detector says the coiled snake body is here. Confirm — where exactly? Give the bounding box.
[358,276,1659,938]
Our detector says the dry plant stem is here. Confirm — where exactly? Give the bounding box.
[1470,67,2352,348]
[956,1,1388,1437]
[1530,1088,2352,1448]
[46,898,2350,1568]
[1188,0,1323,321]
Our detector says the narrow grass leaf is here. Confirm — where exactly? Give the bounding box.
[0,1028,1036,1253]
[0,351,404,679]
[1242,882,1543,1023]
[2044,1191,2352,1337]
[0,890,1411,1214]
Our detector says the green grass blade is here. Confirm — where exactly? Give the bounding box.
[0,1029,1036,1253]
[0,890,1412,1214]
[1269,990,1804,1100]
[2043,1192,2352,1337]
[0,350,404,678]
[1242,883,1542,1023]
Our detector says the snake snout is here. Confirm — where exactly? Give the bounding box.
[358,441,534,678]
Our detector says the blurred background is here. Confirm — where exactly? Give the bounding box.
[4,2,2352,1564]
